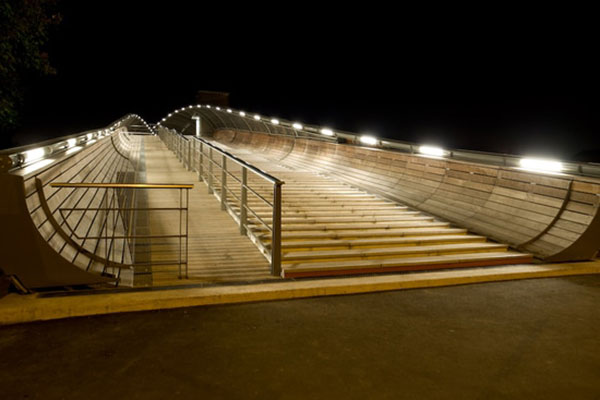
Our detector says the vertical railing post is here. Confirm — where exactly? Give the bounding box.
[208,147,213,194]
[185,188,189,279]
[271,182,282,276]
[198,142,204,181]
[221,155,227,211]
[178,188,182,279]
[187,138,192,171]
[240,167,247,235]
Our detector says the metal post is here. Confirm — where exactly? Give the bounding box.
[193,115,201,137]
[178,188,182,279]
[187,139,192,171]
[185,188,189,279]
[271,182,282,276]
[198,142,204,181]
[208,147,213,194]
[240,167,247,235]
[221,155,227,211]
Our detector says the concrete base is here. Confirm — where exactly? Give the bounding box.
[1,261,600,326]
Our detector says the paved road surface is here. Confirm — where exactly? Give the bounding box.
[1,276,600,399]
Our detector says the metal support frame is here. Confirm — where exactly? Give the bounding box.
[48,181,193,280]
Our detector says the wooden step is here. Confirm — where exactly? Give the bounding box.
[252,221,449,232]
[248,215,434,225]
[282,251,534,278]
[282,242,508,262]
[281,234,486,251]
[277,227,469,241]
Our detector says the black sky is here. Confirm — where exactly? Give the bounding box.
[6,2,600,162]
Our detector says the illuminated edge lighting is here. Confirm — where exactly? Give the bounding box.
[21,158,54,174]
[271,119,279,125]
[292,123,303,130]
[419,145,445,157]
[67,138,77,148]
[66,146,83,155]
[254,115,261,120]
[22,148,45,163]
[320,128,334,136]
[359,135,378,146]
[519,158,563,173]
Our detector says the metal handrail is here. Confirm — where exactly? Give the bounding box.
[158,127,284,276]
[48,181,193,280]
[0,114,151,173]
[51,183,194,189]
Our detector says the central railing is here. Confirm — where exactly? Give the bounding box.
[47,182,193,281]
[158,128,284,276]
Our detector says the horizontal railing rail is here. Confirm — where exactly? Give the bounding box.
[158,127,284,276]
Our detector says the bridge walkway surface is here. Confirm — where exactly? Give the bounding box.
[142,136,272,286]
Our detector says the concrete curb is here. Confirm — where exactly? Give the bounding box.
[2,262,600,326]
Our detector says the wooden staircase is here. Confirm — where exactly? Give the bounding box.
[224,165,533,278]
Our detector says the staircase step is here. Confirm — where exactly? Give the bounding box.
[249,215,433,224]
[281,234,485,250]
[277,228,469,241]
[283,242,507,262]
[282,252,534,278]
[253,221,449,232]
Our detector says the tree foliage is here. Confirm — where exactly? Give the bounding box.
[0,0,61,132]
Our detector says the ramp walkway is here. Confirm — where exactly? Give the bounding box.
[141,136,272,286]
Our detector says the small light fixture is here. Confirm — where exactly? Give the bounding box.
[67,138,77,148]
[271,119,279,125]
[419,145,445,157]
[519,158,563,173]
[66,146,83,155]
[254,115,261,120]
[227,109,232,113]
[320,128,334,136]
[359,135,378,146]
[292,123,303,130]
[216,106,221,110]
[240,111,246,117]
[22,158,54,174]
[23,148,45,163]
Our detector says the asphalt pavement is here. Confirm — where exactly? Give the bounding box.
[1,275,599,399]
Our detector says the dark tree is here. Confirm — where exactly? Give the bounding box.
[0,0,61,132]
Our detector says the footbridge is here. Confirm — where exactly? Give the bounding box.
[2,106,600,290]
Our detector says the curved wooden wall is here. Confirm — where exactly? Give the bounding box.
[3,130,139,288]
[213,129,600,262]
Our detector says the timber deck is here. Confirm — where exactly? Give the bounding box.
[142,136,272,286]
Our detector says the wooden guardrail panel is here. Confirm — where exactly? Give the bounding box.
[213,129,600,262]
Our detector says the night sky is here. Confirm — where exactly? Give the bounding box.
[5,2,600,162]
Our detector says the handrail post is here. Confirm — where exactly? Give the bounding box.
[240,167,247,235]
[271,182,282,276]
[198,142,204,181]
[208,147,213,194]
[221,155,227,211]
[187,138,192,171]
